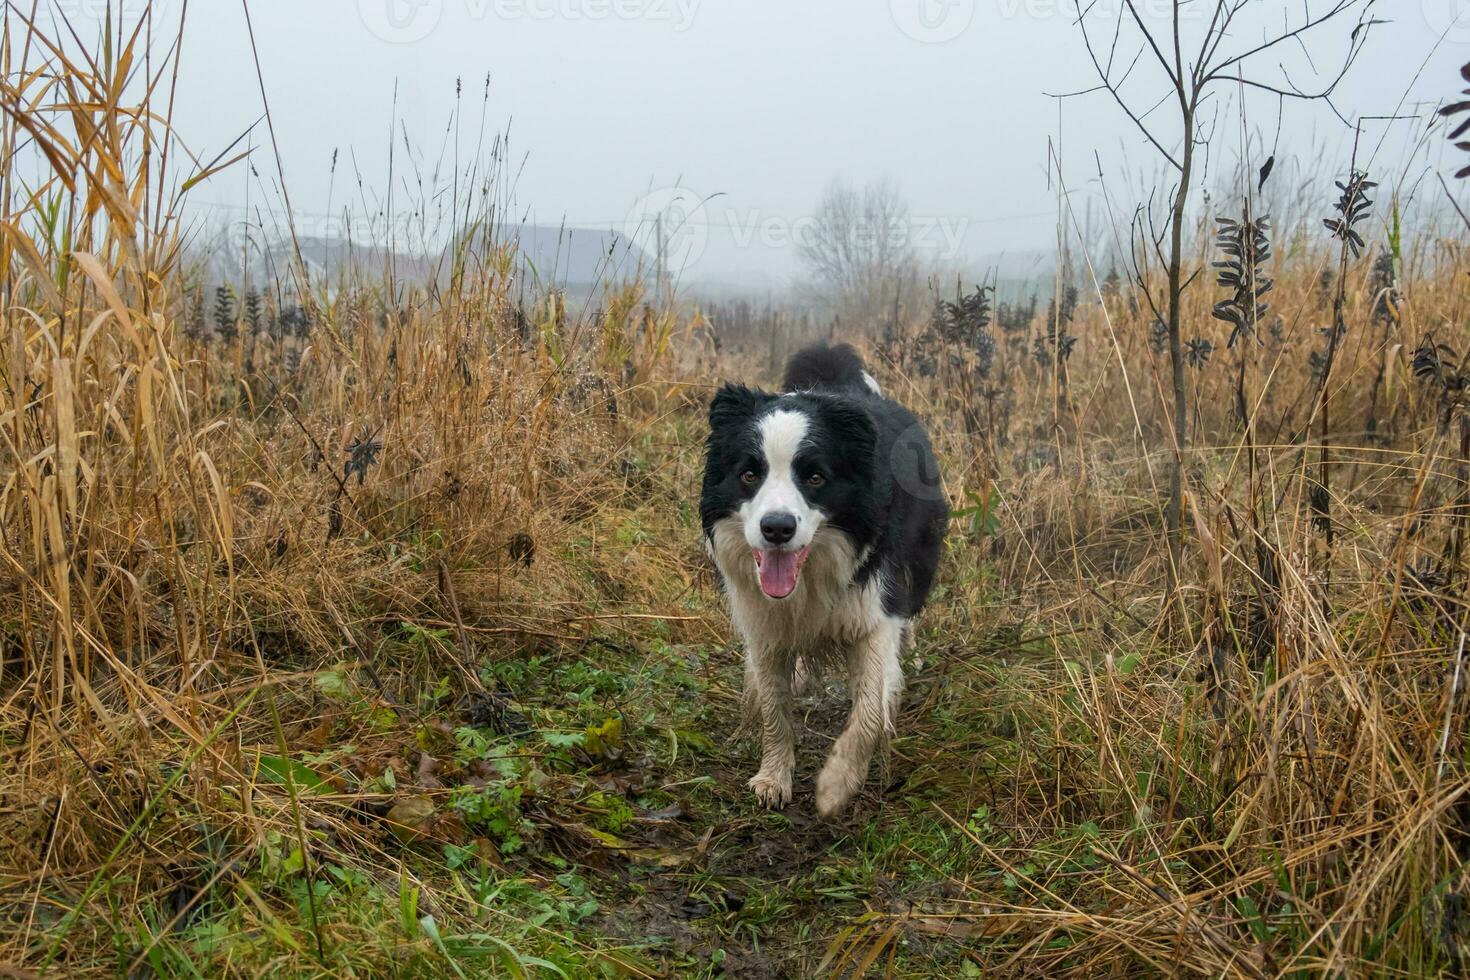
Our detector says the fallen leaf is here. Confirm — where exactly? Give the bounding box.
[386,796,436,844]
[256,754,336,794]
[415,753,443,790]
[554,819,698,867]
[584,716,624,759]
[637,802,691,824]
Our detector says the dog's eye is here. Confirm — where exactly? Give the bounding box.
[805,472,826,488]
[740,470,758,486]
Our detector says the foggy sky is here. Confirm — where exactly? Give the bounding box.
[59,1,1470,285]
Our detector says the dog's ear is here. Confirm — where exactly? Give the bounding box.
[819,399,878,474]
[708,383,770,432]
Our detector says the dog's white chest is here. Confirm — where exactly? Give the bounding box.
[708,516,883,654]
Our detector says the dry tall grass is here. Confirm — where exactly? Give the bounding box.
[821,225,1470,974]
[0,14,701,974]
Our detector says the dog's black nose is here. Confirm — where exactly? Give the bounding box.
[759,512,798,545]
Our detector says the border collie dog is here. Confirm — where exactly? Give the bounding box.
[700,343,947,817]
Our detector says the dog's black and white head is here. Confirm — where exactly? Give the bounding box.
[700,384,877,600]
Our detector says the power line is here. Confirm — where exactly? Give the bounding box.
[188,198,1057,231]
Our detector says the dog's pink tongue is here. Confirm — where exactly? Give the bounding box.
[757,549,801,598]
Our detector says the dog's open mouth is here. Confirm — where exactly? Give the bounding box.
[752,546,811,599]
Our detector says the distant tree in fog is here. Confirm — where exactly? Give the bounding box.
[796,177,915,293]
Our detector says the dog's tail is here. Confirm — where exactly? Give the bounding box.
[782,342,880,396]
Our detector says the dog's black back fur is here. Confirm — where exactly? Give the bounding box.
[783,341,871,394]
[702,342,947,618]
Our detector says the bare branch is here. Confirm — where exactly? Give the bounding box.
[1205,0,1371,81]
[1440,171,1470,233]
[1128,206,1167,328]
[1121,0,1180,89]
[1231,75,1354,125]
[1193,0,1232,81]
[1071,0,1183,170]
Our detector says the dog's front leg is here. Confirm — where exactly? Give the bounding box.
[745,645,796,809]
[815,618,904,819]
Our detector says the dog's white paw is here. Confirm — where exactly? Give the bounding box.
[814,761,863,819]
[748,770,792,809]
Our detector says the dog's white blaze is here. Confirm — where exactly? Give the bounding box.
[740,407,823,552]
